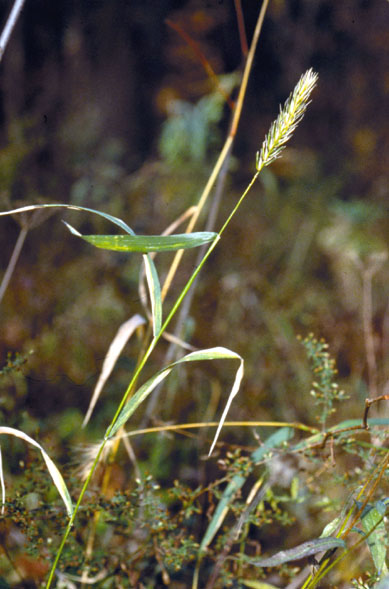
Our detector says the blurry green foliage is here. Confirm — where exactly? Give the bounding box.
[159,74,238,169]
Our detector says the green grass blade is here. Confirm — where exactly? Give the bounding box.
[64,225,218,253]
[199,475,246,553]
[0,426,73,517]
[0,204,216,250]
[0,203,136,234]
[143,254,162,336]
[199,427,293,554]
[107,347,243,454]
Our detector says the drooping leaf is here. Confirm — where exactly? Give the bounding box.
[107,347,243,456]
[245,537,345,568]
[0,203,135,234]
[0,205,217,251]
[0,426,73,517]
[82,314,146,427]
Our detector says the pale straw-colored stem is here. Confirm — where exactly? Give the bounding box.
[161,0,270,302]
[0,0,26,63]
[0,225,28,305]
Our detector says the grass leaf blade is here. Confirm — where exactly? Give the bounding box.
[107,347,243,444]
[68,232,218,253]
[0,203,136,234]
[82,314,146,427]
[143,255,162,336]
[0,426,73,517]
[199,428,293,553]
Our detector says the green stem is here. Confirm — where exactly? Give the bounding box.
[45,442,106,587]
[45,167,261,587]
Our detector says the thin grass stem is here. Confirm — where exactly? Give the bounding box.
[0,225,28,304]
[0,0,26,63]
[161,0,270,302]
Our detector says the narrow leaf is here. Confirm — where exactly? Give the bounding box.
[199,428,293,553]
[208,355,243,456]
[0,426,73,517]
[64,228,218,253]
[143,255,162,336]
[107,347,243,456]
[251,426,294,463]
[107,367,172,439]
[0,203,135,234]
[82,314,146,427]
[246,537,345,567]
[199,475,246,553]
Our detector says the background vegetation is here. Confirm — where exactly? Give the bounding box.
[0,1,388,587]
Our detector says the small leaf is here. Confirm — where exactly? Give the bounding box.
[246,537,345,567]
[0,427,73,517]
[64,228,218,253]
[143,255,162,336]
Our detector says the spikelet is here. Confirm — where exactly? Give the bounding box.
[256,68,318,172]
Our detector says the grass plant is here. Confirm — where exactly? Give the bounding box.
[1,2,389,588]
